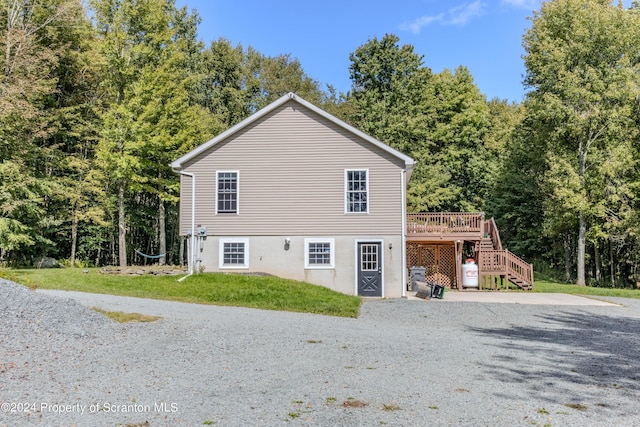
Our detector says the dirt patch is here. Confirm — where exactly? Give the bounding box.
[99,265,186,276]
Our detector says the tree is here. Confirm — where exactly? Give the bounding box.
[194,39,252,127]
[421,66,493,211]
[127,47,215,265]
[244,49,326,111]
[345,34,446,211]
[522,0,640,285]
[92,0,209,267]
[487,109,548,262]
[0,0,90,264]
[345,34,497,212]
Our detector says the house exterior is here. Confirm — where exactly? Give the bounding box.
[170,92,415,298]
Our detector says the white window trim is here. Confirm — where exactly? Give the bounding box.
[344,168,369,214]
[216,170,240,215]
[304,238,335,269]
[219,238,249,269]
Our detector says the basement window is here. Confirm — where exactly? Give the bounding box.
[305,238,335,269]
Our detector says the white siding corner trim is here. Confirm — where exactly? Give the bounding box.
[219,238,249,269]
[304,238,336,269]
[401,169,408,298]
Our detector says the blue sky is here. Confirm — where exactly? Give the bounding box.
[172,1,626,103]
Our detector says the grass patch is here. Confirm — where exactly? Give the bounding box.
[0,268,361,318]
[92,308,161,323]
[534,276,640,300]
[382,404,401,411]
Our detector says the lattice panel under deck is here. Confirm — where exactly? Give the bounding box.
[406,243,456,288]
[425,245,454,288]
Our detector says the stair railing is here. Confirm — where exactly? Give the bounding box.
[478,249,534,290]
[483,218,503,251]
[505,250,534,288]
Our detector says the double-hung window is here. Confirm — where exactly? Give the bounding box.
[304,238,335,269]
[219,238,249,269]
[345,169,368,213]
[217,171,238,214]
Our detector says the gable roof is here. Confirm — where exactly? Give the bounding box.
[170,92,415,173]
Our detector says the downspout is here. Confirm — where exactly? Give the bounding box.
[174,170,195,281]
[401,169,408,298]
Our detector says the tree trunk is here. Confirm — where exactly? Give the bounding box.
[70,209,78,268]
[576,142,587,286]
[118,185,127,267]
[564,235,572,283]
[609,238,615,287]
[158,197,166,266]
[594,241,601,283]
[576,211,586,286]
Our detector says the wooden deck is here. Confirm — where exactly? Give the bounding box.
[406,212,485,241]
[406,212,533,290]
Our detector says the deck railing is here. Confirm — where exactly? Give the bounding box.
[406,212,484,235]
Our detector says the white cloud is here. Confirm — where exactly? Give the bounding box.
[448,1,486,25]
[400,1,486,34]
[400,14,444,34]
[500,0,540,9]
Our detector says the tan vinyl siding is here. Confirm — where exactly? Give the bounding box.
[179,101,406,236]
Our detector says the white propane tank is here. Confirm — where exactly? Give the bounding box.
[462,258,479,288]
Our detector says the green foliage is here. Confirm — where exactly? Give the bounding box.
[521,0,640,285]
[345,34,497,212]
[0,0,91,262]
[421,66,494,211]
[487,116,547,260]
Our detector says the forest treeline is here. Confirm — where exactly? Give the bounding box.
[1,0,640,287]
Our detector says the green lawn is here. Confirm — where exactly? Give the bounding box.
[0,268,362,318]
[534,276,640,299]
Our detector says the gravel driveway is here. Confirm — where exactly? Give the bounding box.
[2,279,639,426]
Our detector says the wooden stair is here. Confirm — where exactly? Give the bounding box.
[478,218,534,290]
[479,238,495,251]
